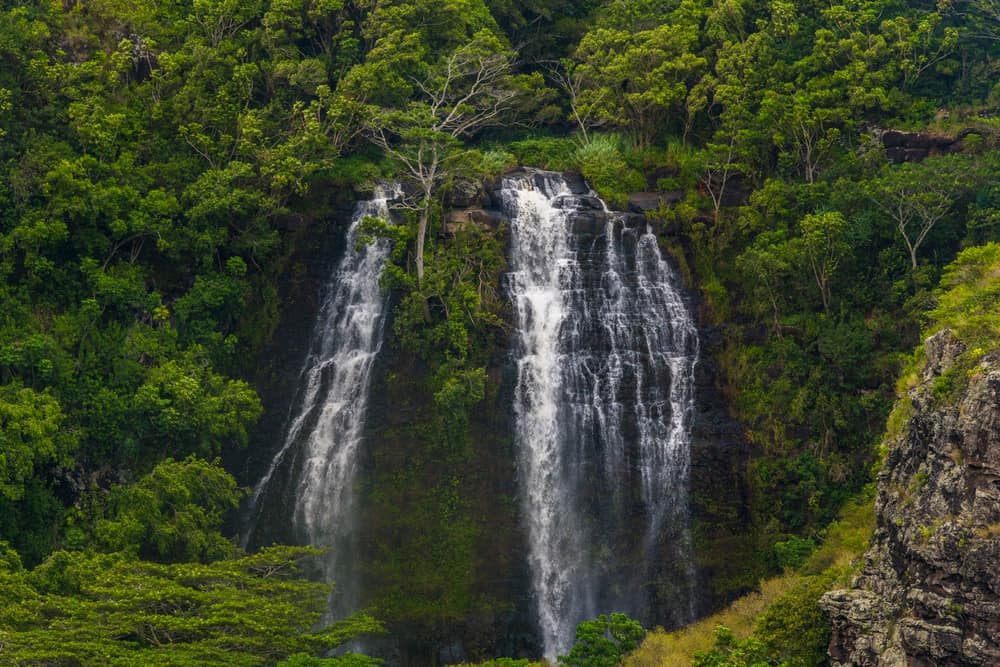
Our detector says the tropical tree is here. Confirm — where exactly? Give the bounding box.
[797,211,849,313]
[0,543,382,666]
[368,30,518,285]
[0,384,74,502]
[94,457,242,564]
[573,13,706,147]
[559,613,645,667]
[869,155,975,272]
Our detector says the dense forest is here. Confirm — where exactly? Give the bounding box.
[1,0,998,664]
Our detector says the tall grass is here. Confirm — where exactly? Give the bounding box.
[625,499,875,666]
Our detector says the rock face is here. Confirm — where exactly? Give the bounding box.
[821,330,1000,667]
[877,129,976,163]
[446,176,489,208]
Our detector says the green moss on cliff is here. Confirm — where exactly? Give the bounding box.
[362,223,521,661]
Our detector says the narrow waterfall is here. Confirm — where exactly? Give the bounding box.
[243,184,399,614]
[501,170,699,660]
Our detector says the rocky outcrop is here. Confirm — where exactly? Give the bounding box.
[821,330,1000,666]
[445,177,490,209]
[877,129,977,163]
[441,207,505,236]
[627,190,685,213]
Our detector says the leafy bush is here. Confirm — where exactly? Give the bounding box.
[507,136,579,171]
[94,457,242,564]
[929,242,1000,358]
[0,543,383,666]
[772,537,817,570]
[560,613,646,667]
[575,135,646,209]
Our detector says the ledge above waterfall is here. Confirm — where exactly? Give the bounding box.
[477,168,652,239]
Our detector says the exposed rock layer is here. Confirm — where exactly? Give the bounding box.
[878,129,977,163]
[822,330,1000,666]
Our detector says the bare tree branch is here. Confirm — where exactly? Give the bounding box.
[367,38,518,287]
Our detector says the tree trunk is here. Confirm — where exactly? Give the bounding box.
[416,195,432,322]
[416,205,427,286]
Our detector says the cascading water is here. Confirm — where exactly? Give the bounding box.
[501,170,699,660]
[243,184,400,614]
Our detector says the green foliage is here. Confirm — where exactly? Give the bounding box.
[278,653,382,667]
[132,352,262,458]
[750,568,846,666]
[868,154,981,271]
[366,220,512,653]
[1,0,999,661]
[94,457,242,564]
[575,135,646,208]
[574,6,706,146]
[559,613,646,667]
[0,384,75,501]
[458,659,545,667]
[0,544,383,666]
[772,537,817,571]
[687,500,874,667]
[506,136,579,171]
[693,626,773,667]
[391,225,507,383]
[928,242,1000,358]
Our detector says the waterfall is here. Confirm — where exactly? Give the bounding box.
[243,184,399,614]
[501,170,699,660]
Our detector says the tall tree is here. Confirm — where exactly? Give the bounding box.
[368,31,518,285]
[0,385,74,502]
[797,211,849,313]
[0,543,382,666]
[869,155,974,272]
[573,10,706,147]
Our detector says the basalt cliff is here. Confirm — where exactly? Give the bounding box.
[822,330,1000,666]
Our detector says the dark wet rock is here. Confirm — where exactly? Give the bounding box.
[562,171,590,195]
[273,212,314,232]
[883,130,935,148]
[646,165,680,188]
[628,192,665,213]
[552,193,604,211]
[568,209,613,237]
[627,191,686,213]
[700,172,752,207]
[880,130,966,163]
[447,177,488,208]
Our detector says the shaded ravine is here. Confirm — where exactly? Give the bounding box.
[500,170,699,659]
[242,184,400,616]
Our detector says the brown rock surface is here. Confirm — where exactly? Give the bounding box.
[821,330,1000,666]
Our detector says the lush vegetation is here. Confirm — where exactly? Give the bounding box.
[628,499,875,666]
[1,0,999,664]
[0,458,382,665]
[559,614,647,667]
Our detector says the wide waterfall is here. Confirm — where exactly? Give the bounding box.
[501,170,699,660]
[243,184,399,614]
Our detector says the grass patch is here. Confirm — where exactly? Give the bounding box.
[626,499,874,666]
[625,577,798,666]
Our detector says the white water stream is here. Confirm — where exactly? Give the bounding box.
[245,184,399,613]
[501,171,699,659]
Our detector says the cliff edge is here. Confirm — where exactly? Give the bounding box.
[821,327,1000,666]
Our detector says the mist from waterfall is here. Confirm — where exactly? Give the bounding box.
[501,170,699,660]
